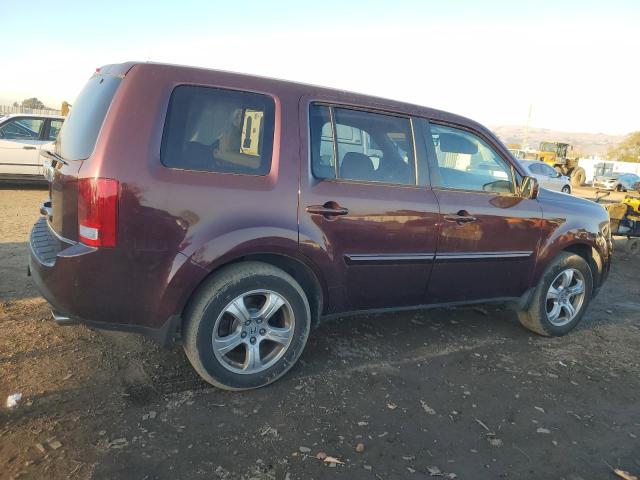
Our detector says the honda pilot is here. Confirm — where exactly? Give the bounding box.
[29,62,612,390]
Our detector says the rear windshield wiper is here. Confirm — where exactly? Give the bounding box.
[40,149,68,166]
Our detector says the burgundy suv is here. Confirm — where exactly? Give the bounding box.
[29,62,612,390]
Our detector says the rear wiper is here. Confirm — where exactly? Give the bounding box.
[40,149,68,166]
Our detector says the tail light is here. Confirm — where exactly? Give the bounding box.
[78,178,119,247]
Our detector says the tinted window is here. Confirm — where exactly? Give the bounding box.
[429,124,514,193]
[48,120,63,141]
[161,86,275,175]
[0,118,44,140]
[310,104,415,185]
[57,74,121,161]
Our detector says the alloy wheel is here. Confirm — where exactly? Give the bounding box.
[212,290,295,374]
[545,268,586,326]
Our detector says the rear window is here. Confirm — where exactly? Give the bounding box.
[56,74,121,161]
[161,86,275,175]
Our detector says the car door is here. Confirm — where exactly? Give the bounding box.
[421,121,542,303]
[527,163,551,189]
[298,101,439,312]
[0,117,45,175]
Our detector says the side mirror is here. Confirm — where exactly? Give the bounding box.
[521,176,539,199]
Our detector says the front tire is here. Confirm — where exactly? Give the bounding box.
[517,252,593,336]
[183,262,311,390]
[561,185,571,194]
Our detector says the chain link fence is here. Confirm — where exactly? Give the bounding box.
[0,105,62,116]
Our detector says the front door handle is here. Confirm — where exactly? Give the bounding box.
[443,210,477,224]
[23,146,37,150]
[306,202,349,218]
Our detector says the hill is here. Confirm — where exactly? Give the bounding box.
[491,126,624,157]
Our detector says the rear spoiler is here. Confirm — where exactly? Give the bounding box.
[93,61,138,79]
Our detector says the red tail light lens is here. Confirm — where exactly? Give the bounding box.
[78,178,119,247]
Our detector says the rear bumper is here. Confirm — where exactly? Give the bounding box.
[28,216,202,348]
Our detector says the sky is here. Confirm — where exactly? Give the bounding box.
[1,0,639,134]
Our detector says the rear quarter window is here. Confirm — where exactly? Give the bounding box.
[161,86,275,175]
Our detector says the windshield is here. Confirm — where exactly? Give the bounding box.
[56,74,121,161]
[539,142,557,153]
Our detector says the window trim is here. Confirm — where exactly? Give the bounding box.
[308,102,421,188]
[159,84,277,177]
[422,119,522,197]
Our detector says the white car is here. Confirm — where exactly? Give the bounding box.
[0,114,64,183]
[518,160,572,194]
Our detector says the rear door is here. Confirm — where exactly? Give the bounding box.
[0,117,45,175]
[299,101,439,312]
[421,121,542,303]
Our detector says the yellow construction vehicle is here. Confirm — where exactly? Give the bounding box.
[535,141,586,187]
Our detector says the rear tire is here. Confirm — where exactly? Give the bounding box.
[517,252,593,336]
[561,185,571,194]
[183,262,311,390]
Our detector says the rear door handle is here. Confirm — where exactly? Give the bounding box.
[443,210,477,224]
[23,146,37,150]
[306,203,349,218]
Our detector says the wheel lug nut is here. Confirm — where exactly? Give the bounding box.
[241,332,247,338]
[256,318,263,324]
[245,320,251,326]
[250,337,257,344]
[259,328,266,335]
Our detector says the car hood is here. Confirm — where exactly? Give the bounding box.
[595,175,619,181]
[537,187,608,219]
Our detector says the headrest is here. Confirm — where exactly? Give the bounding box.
[341,152,375,181]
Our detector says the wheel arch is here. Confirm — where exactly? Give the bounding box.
[561,242,603,292]
[519,240,602,313]
[180,251,326,332]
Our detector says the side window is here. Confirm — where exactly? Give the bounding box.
[48,120,63,141]
[429,124,514,193]
[542,164,557,177]
[0,118,44,140]
[161,86,275,175]
[309,104,416,185]
[528,163,542,174]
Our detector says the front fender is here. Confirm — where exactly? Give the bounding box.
[533,190,611,288]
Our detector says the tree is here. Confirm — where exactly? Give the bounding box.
[12,101,19,107]
[607,131,640,163]
[21,97,47,110]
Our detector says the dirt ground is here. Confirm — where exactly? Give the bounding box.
[1,186,639,480]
